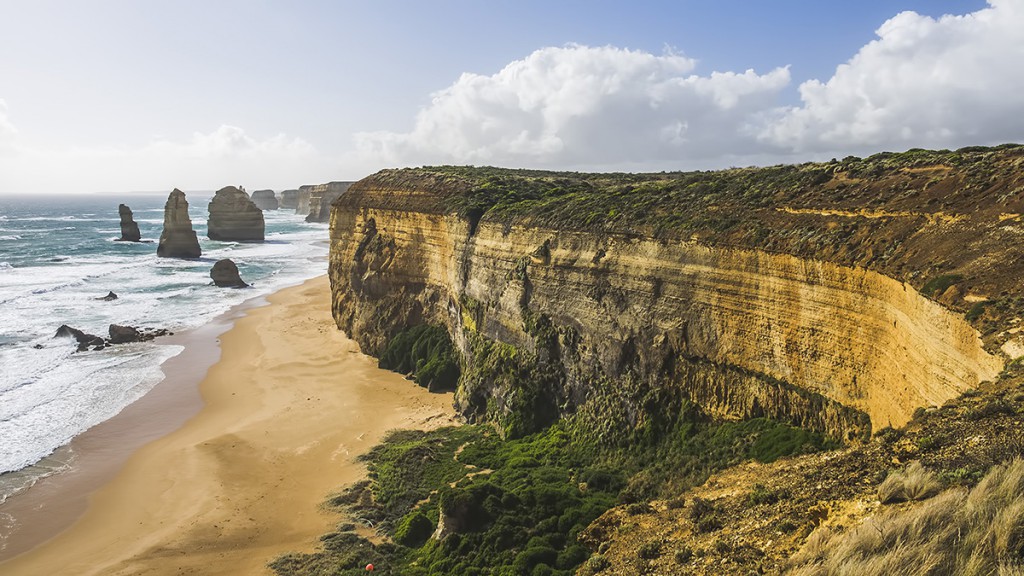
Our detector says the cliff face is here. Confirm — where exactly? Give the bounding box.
[208,186,265,242]
[295,187,313,217]
[329,148,1022,440]
[303,181,352,223]
[280,189,300,210]
[156,189,201,259]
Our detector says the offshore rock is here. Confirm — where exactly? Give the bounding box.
[54,324,105,352]
[156,189,202,259]
[108,324,142,344]
[279,189,300,210]
[96,291,118,301]
[250,189,279,211]
[304,181,352,223]
[210,258,248,288]
[117,204,141,242]
[208,186,265,242]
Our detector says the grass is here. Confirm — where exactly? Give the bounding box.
[788,459,1024,576]
[877,461,941,504]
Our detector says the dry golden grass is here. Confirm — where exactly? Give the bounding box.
[788,459,1024,575]
[876,461,941,504]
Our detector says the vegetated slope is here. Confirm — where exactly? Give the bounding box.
[310,144,1024,574]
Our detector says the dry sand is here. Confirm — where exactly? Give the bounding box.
[0,275,456,575]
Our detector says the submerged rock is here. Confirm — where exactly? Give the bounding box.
[210,258,248,288]
[157,189,202,259]
[117,204,141,242]
[208,186,265,242]
[54,324,169,352]
[96,291,118,301]
[251,189,279,211]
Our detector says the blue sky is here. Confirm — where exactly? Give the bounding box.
[0,0,1015,194]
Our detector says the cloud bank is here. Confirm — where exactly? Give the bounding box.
[358,0,1024,170]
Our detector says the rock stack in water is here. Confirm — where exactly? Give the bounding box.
[250,189,279,211]
[210,258,248,287]
[279,189,300,210]
[208,186,265,242]
[295,187,313,217]
[304,181,353,222]
[117,204,141,241]
[156,189,202,258]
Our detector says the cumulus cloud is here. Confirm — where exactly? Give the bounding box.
[763,0,1024,153]
[355,44,790,169]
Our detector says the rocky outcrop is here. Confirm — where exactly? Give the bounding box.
[295,187,313,217]
[96,291,118,301]
[156,189,201,259]
[53,324,168,351]
[208,186,265,242]
[55,325,105,351]
[280,189,300,210]
[117,204,141,242]
[250,189,279,211]
[210,258,248,288]
[304,181,352,222]
[328,151,1023,441]
[108,324,142,344]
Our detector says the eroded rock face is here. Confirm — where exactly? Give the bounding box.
[279,189,300,210]
[156,189,201,259]
[295,187,313,217]
[208,186,265,242]
[55,325,105,351]
[210,258,248,288]
[108,324,142,344]
[250,189,279,211]
[328,168,1008,441]
[117,204,141,242]
[303,181,352,223]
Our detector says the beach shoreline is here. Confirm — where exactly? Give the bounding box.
[0,275,457,575]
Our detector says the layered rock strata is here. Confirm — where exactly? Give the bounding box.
[280,189,300,210]
[117,203,141,241]
[302,181,352,222]
[250,189,279,211]
[208,186,265,242]
[156,189,201,259]
[329,154,1019,441]
[294,188,312,217]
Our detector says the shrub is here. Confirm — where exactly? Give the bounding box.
[393,510,433,547]
[878,461,942,504]
[638,540,662,560]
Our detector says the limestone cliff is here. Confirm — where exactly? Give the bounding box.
[303,181,352,223]
[280,189,300,210]
[250,189,279,211]
[156,189,201,259]
[208,186,265,242]
[329,147,1024,440]
[295,187,313,217]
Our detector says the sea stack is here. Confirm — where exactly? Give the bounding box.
[156,189,202,259]
[295,187,313,217]
[304,181,353,222]
[210,258,248,288]
[250,189,279,211]
[279,189,300,210]
[117,204,141,242]
[208,186,265,242]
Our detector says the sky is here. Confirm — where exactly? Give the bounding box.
[0,0,1019,194]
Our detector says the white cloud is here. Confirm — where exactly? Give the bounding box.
[0,125,336,194]
[0,99,19,155]
[355,44,790,169]
[763,0,1024,153]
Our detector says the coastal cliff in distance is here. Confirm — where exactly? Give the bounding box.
[302,181,352,222]
[328,146,1024,443]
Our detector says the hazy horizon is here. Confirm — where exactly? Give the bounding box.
[2,0,1020,195]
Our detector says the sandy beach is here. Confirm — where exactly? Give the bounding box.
[0,275,456,575]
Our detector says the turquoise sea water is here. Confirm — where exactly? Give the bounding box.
[0,193,328,501]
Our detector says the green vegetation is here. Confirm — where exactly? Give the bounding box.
[921,274,964,297]
[378,325,460,391]
[271,408,836,575]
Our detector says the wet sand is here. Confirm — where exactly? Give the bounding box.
[0,275,456,575]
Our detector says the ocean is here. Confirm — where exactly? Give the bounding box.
[0,193,329,503]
